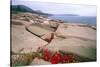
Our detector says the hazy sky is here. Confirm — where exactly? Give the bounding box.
[11,0,96,16]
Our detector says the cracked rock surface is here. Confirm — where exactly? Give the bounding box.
[11,12,96,66]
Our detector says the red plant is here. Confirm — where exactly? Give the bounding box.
[41,49,75,64]
[50,52,62,64]
[42,49,51,61]
[62,55,73,63]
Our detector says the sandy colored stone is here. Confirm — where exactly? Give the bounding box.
[41,33,52,39]
[55,23,96,40]
[42,19,59,28]
[41,33,56,42]
[12,25,48,53]
[30,58,51,65]
[49,21,59,28]
[45,37,96,60]
[26,24,54,37]
[11,19,32,26]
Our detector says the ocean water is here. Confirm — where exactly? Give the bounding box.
[48,15,96,26]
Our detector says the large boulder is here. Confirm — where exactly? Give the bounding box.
[55,23,96,40]
[49,20,59,28]
[45,23,96,60]
[26,24,55,37]
[12,25,48,53]
[45,37,96,60]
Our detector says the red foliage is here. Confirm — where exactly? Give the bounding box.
[50,52,62,64]
[42,49,51,61]
[62,55,73,63]
[42,49,74,64]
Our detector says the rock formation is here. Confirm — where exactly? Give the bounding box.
[11,12,96,66]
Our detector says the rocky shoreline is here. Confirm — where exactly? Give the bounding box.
[11,12,96,66]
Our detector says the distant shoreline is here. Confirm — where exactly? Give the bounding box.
[48,15,96,26]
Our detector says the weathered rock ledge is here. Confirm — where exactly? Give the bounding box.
[11,12,96,66]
